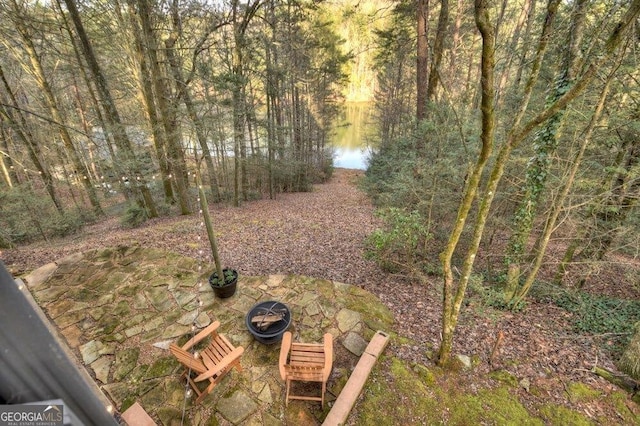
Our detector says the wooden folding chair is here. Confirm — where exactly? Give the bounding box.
[169,321,243,404]
[278,331,333,407]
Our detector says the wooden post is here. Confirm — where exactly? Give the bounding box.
[322,331,390,426]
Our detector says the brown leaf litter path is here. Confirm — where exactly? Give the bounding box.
[1,168,635,419]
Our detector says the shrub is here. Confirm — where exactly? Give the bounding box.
[542,287,640,358]
[121,203,148,228]
[365,207,431,272]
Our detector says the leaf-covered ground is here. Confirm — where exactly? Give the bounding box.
[2,168,639,423]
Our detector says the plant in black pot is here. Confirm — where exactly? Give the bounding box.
[208,268,238,298]
[196,168,238,299]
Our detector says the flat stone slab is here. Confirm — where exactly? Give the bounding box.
[337,308,362,333]
[217,390,259,424]
[342,332,368,356]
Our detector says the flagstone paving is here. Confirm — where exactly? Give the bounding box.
[23,246,394,425]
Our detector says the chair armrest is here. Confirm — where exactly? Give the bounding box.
[323,333,333,382]
[182,321,221,350]
[194,346,244,382]
[279,331,293,380]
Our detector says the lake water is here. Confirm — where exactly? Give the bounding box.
[331,102,375,170]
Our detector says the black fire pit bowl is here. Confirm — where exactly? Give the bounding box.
[246,300,291,344]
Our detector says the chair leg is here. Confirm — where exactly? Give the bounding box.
[285,379,291,406]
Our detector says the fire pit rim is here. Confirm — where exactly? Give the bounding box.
[245,300,291,344]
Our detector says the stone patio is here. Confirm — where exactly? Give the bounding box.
[23,246,394,425]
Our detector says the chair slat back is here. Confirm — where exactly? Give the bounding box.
[169,344,207,373]
[284,364,324,382]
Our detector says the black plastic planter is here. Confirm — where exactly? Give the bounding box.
[246,301,291,344]
[208,268,238,298]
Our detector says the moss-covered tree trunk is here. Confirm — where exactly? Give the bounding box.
[504,0,588,304]
[134,0,190,215]
[439,0,495,366]
[437,0,640,365]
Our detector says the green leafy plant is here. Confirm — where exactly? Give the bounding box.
[543,288,640,358]
[209,269,237,287]
[365,207,430,272]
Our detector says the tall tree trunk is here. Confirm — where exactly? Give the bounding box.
[437,0,640,364]
[504,0,589,304]
[416,0,430,121]
[11,0,103,215]
[495,0,532,106]
[426,0,449,104]
[126,4,175,205]
[134,0,190,215]
[61,0,159,217]
[164,10,221,203]
[439,0,495,366]
[230,0,261,205]
[0,66,63,213]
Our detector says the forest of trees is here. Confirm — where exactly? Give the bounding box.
[365,0,640,366]
[0,0,350,242]
[1,0,639,375]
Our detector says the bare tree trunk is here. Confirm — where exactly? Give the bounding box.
[126,4,175,205]
[495,0,532,106]
[10,0,103,215]
[416,0,430,122]
[134,0,190,215]
[61,0,159,217]
[165,2,221,202]
[426,0,449,104]
[0,66,63,213]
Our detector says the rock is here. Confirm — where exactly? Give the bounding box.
[342,332,368,356]
[216,390,258,424]
[177,310,199,326]
[336,308,361,333]
[162,324,192,339]
[23,262,57,289]
[144,286,174,312]
[157,407,184,426]
[305,301,321,317]
[113,347,140,381]
[153,340,174,350]
[456,354,472,369]
[266,275,285,287]
[258,384,272,405]
[195,312,211,327]
[91,356,111,384]
[80,340,105,365]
